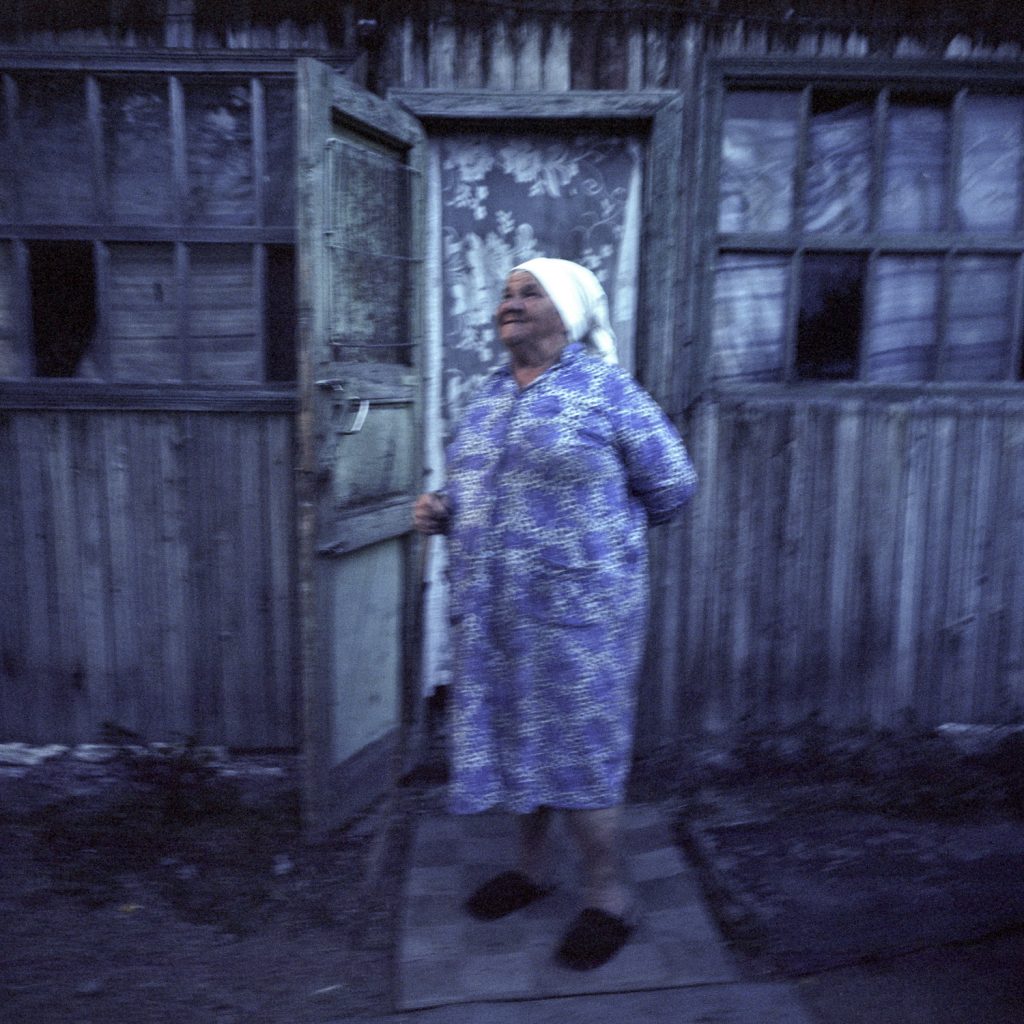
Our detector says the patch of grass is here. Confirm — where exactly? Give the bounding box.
[34,728,307,931]
[693,718,1024,821]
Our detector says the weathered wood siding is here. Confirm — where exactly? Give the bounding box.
[4,2,1024,746]
[0,409,296,746]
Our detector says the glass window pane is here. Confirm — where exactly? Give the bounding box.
[188,245,259,381]
[103,77,174,225]
[957,95,1024,233]
[796,253,865,380]
[107,243,181,381]
[328,138,413,364]
[185,80,254,225]
[264,80,294,228]
[804,96,872,234]
[864,256,941,382]
[18,75,95,223]
[880,100,948,232]
[945,255,1014,381]
[711,253,788,383]
[718,90,800,233]
[0,241,24,377]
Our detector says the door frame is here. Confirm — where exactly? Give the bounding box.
[389,88,691,750]
[388,88,689,415]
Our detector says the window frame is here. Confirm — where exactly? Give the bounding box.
[699,57,1024,398]
[0,51,318,411]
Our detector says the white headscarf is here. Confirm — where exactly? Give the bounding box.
[511,257,619,365]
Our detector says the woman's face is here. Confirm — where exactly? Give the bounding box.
[495,271,566,352]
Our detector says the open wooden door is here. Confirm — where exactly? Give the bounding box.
[295,59,425,837]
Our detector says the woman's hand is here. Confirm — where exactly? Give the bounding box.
[413,492,452,535]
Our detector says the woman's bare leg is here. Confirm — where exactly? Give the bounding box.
[565,805,632,917]
[518,805,554,883]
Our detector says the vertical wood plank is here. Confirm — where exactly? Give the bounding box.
[540,19,571,92]
[778,400,813,722]
[486,17,515,90]
[859,404,905,727]
[71,412,115,741]
[915,406,957,722]
[680,403,718,732]
[964,412,1003,720]
[428,18,457,89]
[456,21,484,89]
[15,415,53,741]
[515,19,542,91]
[0,411,30,739]
[156,412,192,738]
[826,402,864,723]
[184,411,224,741]
[892,408,933,722]
[803,402,836,719]
[45,413,85,740]
[265,416,297,746]
[995,413,1024,717]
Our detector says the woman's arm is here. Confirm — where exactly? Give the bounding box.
[611,375,698,525]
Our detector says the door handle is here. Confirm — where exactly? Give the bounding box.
[340,398,370,434]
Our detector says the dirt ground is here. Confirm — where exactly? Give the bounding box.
[2,722,1023,1024]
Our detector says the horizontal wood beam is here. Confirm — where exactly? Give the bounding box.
[390,89,678,121]
[0,225,295,244]
[0,51,348,75]
[0,381,298,412]
[316,499,413,556]
[714,57,1024,88]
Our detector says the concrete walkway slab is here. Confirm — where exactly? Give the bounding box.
[377,982,814,1024]
[397,803,745,1011]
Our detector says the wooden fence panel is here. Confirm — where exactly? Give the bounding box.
[0,408,296,747]
[663,396,1024,735]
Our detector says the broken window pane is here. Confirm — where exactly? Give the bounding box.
[0,241,23,377]
[264,80,295,228]
[185,80,254,225]
[18,75,95,224]
[28,240,98,378]
[944,255,1014,381]
[718,90,799,233]
[265,245,295,381]
[107,243,181,381]
[957,95,1024,233]
[188,245,259,381]
[103,77,174,225]
[711,253,788,383]
[864,255,941,382]
[880,99,948,233]
[796,253,864,380]
[804,95,872,234]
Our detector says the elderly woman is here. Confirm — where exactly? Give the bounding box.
[414,257,697,970]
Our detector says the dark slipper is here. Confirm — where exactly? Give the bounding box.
[556,907,635,970]
[465,870,553,920]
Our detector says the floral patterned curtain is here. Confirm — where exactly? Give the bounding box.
[437,132,643,430]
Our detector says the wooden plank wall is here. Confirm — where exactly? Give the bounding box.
[375,6,1024,739]
[4,4,1024,747]
[659,394,1024,734]
[0,409,296,747]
